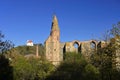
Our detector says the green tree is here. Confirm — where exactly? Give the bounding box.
[0,54,13,80]
[0,31,14,80]
[46,52,100,80]
[5,49,54,80]
[84,64,100,80]
[90,21,120,80]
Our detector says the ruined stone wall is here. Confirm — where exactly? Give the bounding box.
[61,40,98,59]
[45,15,107,65]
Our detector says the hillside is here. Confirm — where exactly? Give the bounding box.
[13,44,45,57]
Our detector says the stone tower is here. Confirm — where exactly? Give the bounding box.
[45,15,61,65]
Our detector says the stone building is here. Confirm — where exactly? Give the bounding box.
[45,15,105,65]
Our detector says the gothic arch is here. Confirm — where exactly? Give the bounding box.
[73,41,79,48]
[72,40,81,53]
[90,40,97,50]
[72,40,80,46]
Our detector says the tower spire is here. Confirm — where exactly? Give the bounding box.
[51,15,59,31]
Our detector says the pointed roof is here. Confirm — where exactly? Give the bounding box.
[51,15,59,31]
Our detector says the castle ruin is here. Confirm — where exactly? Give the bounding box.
[45,15,106,65]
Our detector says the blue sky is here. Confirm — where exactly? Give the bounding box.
[0,0,120,46]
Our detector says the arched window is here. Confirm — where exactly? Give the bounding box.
[73,42,79,53]
[73,42,79,48]
[90,42,96,49]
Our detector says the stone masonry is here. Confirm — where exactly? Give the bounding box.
[45,15,61,65]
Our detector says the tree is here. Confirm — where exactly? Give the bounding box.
[0,31,14,54]
[84,64,100,80]
[12,57,55,80]
[45,52,100,80]
[90,22,120,80]
[0,31,14,80]
[0,54,13,80]
[110,22,120,37]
